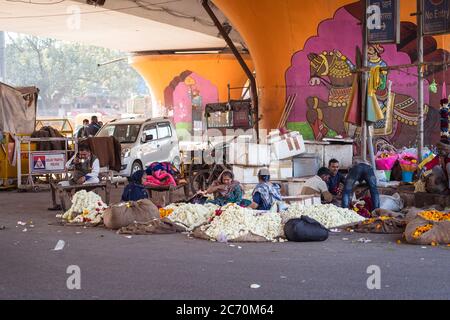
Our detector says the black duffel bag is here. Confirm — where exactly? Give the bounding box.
[284,216,329,242]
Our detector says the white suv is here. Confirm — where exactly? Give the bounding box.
[96,117,180,177]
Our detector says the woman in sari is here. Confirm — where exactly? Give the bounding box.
[249,168,283,210]
[203,170,249,206]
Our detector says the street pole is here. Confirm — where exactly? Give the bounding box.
[0,31,5,82]
[361,1,368,162]
[201,0,259,143]
[417,0,424,162]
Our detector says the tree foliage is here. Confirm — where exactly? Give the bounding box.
[5,33,147,110]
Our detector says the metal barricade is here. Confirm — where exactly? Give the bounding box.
[15,136,77,191]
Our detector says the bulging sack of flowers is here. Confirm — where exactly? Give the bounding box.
[103,199,159,230]
[352,216,406,234]
[118,219,186,235]
[404,210,450,245]
[284,216,329,242]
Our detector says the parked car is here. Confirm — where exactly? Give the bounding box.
[96,117,180,177]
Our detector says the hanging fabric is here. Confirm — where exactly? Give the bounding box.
[344,73,362,126]
[366,66,385,122]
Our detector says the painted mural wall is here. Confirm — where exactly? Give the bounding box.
[285,7,436,148]
[164,70,219,131]
[214,0,450,147]
[132,54,253,134]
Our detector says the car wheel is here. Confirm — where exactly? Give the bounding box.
[131,161,143,176]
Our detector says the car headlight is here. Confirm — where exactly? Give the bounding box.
[122,148,131,158]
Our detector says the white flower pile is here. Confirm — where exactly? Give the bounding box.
[61,190,108,224]
[203,204,283,241]
[281,203,366,229]
[165,203,218,231]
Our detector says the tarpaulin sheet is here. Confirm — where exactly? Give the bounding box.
[0,82,38,135]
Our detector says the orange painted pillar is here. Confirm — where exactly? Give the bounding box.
[213,0,356,130]
[131,54,253,130]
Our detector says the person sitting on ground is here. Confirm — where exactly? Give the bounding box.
[249,168,283,210]
[121,170,149,202]
[88,115,101,137]
[299,167,333,204]
[327,158,346,196]
[201,170,248,206]
[63,145,100,186]
[342,158,380,210]
[77,119,90,139]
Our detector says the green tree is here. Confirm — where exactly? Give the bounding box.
[5,33,147,111]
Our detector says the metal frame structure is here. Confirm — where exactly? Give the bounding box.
[201,0,260,143]
[15,136,77,191]
[35,119,74,137]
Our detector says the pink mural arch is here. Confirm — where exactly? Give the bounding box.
[164,71,219,130]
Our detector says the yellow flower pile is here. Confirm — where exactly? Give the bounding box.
[413,224,433,239]
[418,210,450,222]
[159,208,174,219]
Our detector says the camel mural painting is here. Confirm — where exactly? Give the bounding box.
[286,6,441,148]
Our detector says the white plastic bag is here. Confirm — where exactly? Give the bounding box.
[379,193,404,212]
[375,170,389,183]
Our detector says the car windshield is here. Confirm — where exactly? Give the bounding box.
[97,124,141,144]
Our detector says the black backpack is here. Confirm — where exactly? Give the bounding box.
[284,216,329,242]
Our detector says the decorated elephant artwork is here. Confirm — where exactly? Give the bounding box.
[285,5,442,148]
[164,71,219,132]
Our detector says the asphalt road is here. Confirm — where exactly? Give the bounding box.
[0,188,449,300]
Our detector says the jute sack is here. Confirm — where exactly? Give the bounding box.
[103,199,159,230]
[353,217,406,234]
[404,215,450,245]
[118,219,186,235]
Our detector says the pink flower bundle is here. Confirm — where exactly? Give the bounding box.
[399,153,418,172]
[375,151,398,170]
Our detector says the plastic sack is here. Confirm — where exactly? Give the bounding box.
[284,216,329,242]
[375,170,389,183]
[379,193,404,212]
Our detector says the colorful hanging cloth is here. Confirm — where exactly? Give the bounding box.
[366,66,385,123]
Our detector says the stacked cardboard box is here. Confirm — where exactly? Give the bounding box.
[230,130,306,184]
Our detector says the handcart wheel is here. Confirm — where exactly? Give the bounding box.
[190,170,210,195]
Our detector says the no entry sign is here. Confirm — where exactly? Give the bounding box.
[31,152,66,174]
[423,0,450,35]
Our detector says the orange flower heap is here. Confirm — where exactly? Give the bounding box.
[159,208,174,219]
[413,224,433,239]
[418,210,450,222]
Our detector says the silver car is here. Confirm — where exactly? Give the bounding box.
[96,117,180,177]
